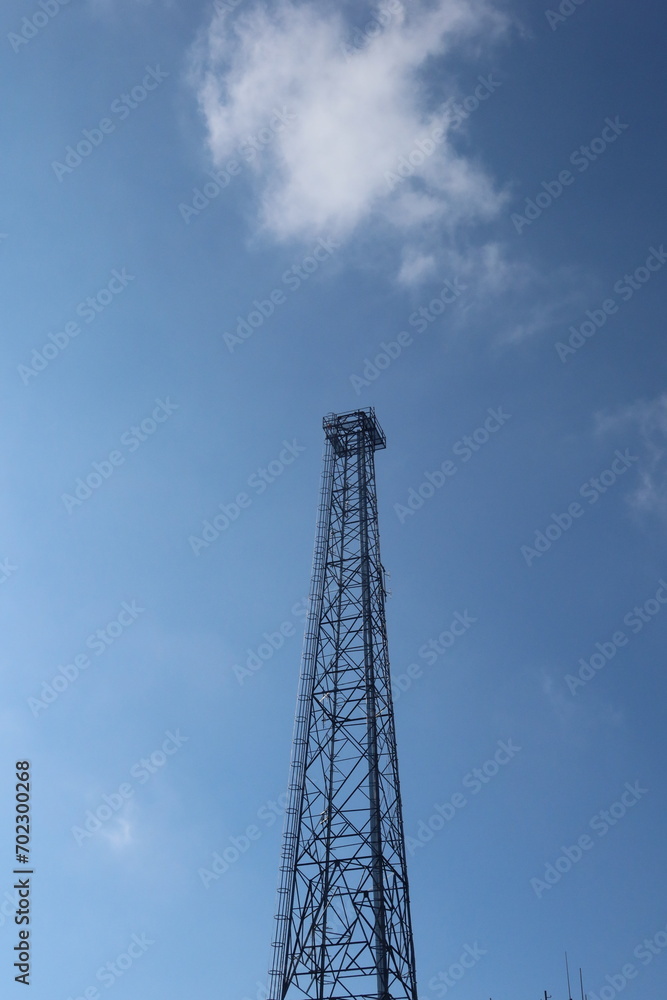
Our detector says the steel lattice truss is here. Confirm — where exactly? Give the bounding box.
[268,409,418,1000]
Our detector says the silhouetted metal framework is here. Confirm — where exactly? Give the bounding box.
[268,408,419,1000]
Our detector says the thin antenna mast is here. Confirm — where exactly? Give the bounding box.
[566,952,573,1000]
[580,967,586,1000]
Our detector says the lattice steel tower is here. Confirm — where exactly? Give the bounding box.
[268,408,419,1000]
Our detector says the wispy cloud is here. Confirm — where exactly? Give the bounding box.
[101,816,134,850]
[595,393,667,519]
[542,669,624,733]
[397,248,437,287]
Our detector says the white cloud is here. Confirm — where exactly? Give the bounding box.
[191,0,509,251]
[101,816,134,850]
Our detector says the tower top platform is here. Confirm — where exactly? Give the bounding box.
[322,407,386,456]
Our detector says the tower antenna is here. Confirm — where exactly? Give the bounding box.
[566,952,573,1000]
[580,967,587,1000]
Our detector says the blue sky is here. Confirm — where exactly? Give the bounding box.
[1,1,667,998]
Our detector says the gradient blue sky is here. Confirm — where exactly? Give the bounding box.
[2,1,667,999]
